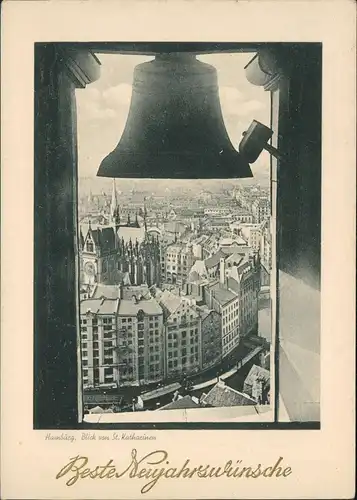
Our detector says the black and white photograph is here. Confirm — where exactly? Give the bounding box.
[2,1,355,499]
[34,41,322,427]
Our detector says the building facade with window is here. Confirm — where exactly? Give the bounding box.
[163,243,195,285]
[198,308,222,370]
[260,219,272,270]
[157,290,201,378]
[204,280,240,358]
[79,223,161,288]
[116,296,164,386]
[80,297,120,389]
[239,224,262,252]
[252,198,270,224]
[80,295,164,388]
[225,257,260,339]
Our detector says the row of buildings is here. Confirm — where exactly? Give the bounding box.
[78,180,270,392]
[80,247,260,389]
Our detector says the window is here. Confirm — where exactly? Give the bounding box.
[86,241,94,252]
[34,42,326,430]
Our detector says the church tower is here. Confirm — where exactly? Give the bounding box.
[110,178,119,225]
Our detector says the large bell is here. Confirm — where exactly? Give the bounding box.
[97,53,253,179]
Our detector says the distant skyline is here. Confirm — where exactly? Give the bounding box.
[76,52,270,188]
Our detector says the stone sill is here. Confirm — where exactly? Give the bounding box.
[84,404,275,424]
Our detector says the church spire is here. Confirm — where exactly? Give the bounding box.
[110,178,118,224]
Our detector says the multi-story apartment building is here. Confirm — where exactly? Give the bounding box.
[157,290,201,378]
[80,294,164,389]
[233,213,254,224]
[204,278,240,359]
[203,207,231,217]
[239,224,262,252]
[201,235,221,260]
[203,253,260,358]
[80,297,120,389]
[260,219,272,270]
[224,257,260,339]
[163,243,195,286]
[252,198,270,224]
[204,217,231,232]
[117,295,164,386]
[198,307,222,370]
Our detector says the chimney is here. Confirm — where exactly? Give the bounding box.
[219,257,225,285]
[217,378,225,388]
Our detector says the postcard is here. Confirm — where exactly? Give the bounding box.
[0,0,355,498]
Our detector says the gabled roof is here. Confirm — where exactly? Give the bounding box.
[79,229,85,249]
[204,249,226,269]
[202,380,257,407]
[188,260,208,280]
[206,282,237,307]
[157,289,182,315]
[140,383,182,402]
[91,284,121,300]
[244,364,270,388]
[220,235,247,246]
[121,285,152,300]
[118,298,163,317]
[80,298,119,315]
[158,395,200,411]
[225,253,245,267]
[90,227,117,254]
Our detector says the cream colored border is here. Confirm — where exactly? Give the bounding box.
[1,1,356,498]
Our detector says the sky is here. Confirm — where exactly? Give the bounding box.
[76,52,270,192]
